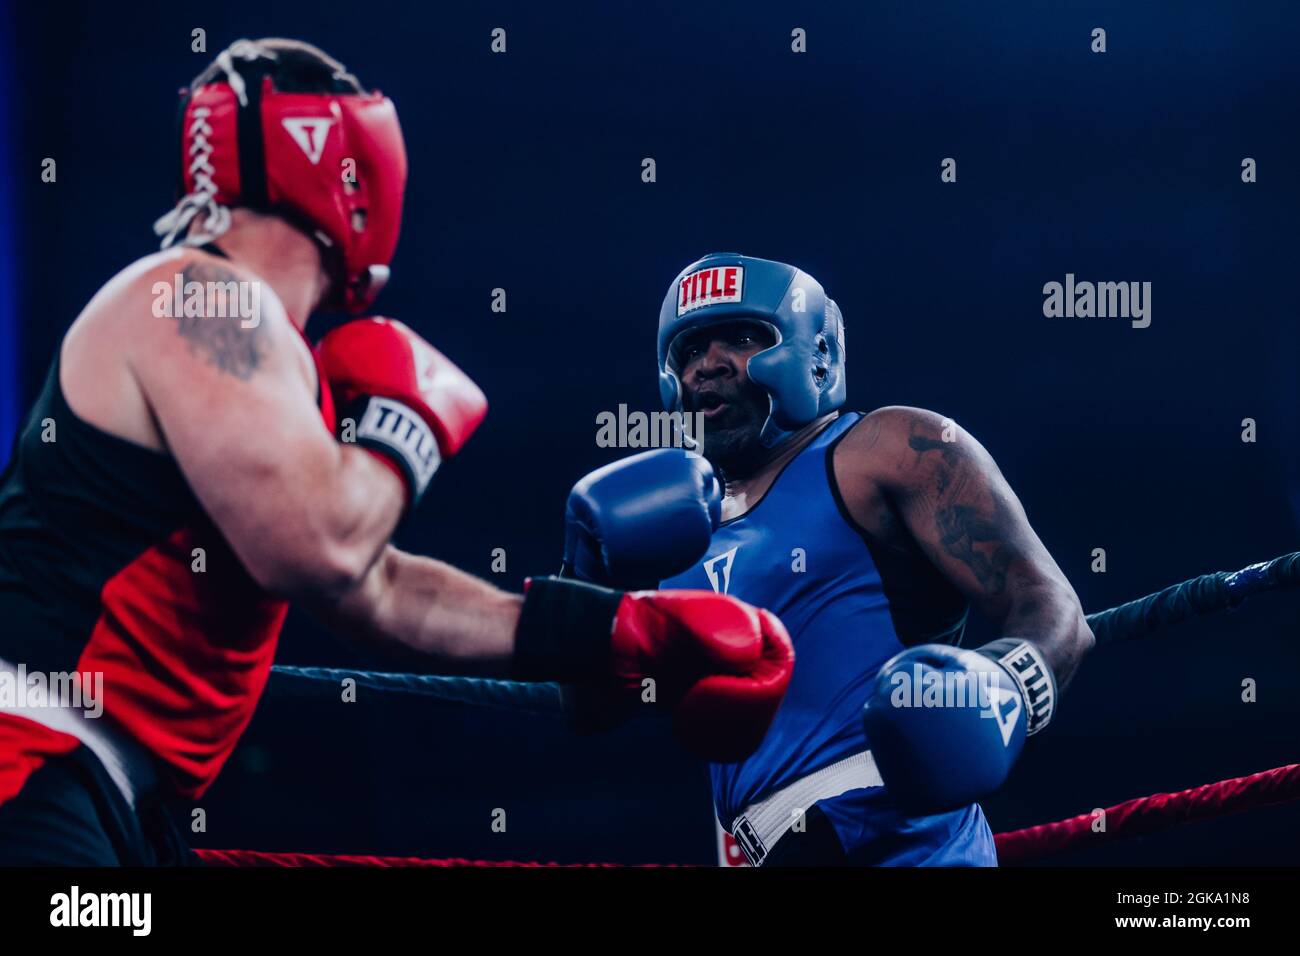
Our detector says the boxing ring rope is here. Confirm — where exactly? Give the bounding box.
[265,551,1300,715]
[194,848,634,867]
[195,762,1300,866]
[266,665,570,715]
[994,763,1300,865]
[1083,551,1299,647]
[224,552,1298,866]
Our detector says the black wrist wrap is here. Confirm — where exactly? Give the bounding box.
[512,576,623,683]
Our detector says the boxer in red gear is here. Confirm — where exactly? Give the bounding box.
[0,38,792,866]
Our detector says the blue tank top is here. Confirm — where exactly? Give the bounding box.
[661,413,997,865]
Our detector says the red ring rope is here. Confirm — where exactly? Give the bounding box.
[994,762,1300,864]
[194,763,1300,866]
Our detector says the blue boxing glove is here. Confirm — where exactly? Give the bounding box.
[562,449,722,589]
[861,638,1057,814]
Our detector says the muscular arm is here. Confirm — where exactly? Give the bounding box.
[125,254,405,599]
[77,253,519,673]
[838,407,1094,688]
[307,545,522,674]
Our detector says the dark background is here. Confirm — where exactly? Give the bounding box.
[3,1,1298,865]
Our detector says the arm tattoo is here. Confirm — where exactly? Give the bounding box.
[909,430,1013,595]
[172,261,264,380]
[934,502,1013,594]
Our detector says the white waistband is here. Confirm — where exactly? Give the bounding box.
[730,749,883,866]
[0,657,157,808]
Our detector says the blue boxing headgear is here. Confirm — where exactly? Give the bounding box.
[658,253,846,448]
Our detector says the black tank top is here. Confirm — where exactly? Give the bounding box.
[0,354,198,671]
[0,307,333,797]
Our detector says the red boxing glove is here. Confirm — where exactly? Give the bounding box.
[513,578,794,762]
[612,591,795,763]
[317,317,488,505]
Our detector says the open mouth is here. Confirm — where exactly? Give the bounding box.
[695,393,730,418]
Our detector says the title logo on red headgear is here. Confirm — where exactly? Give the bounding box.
[281,117,334,165]
[677,265,745,317]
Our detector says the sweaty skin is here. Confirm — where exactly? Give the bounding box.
[677,322,1093,688]
[60,208,521,671]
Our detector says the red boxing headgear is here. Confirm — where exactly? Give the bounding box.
[154,40,408,313]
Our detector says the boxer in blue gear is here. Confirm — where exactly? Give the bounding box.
[569,253,1093,865]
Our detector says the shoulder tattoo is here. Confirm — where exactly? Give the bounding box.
[170,260,266,381]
